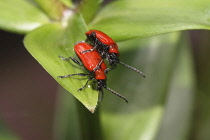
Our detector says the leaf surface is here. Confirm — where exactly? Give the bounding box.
[89,0,210,41]
[0,0,49,33]
[24,14,98,112]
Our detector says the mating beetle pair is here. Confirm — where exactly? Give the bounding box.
[58,30,145,102]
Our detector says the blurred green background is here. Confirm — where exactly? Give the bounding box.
[0,0,210,140]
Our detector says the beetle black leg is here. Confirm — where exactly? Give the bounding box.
[104,65,116,74]
[81,48,94,53]
[58,73,90,78]
[81,45,97,53]
[78,77,94,91]
[82,33,99,53]
[59,55,83,66]
[104,68,112,74]
[93,59,103,72]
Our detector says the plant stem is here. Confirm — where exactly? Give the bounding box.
[76,101,103,140]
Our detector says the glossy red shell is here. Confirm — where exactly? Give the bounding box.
[86,30,120,56]
[109,44,119,56]
[74,42,106,80]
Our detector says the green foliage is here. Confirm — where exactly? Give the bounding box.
[0,0,49,33]
[3,0,207,111]
[0,0,209,139]
[79,0,102,24]
[24,14,99,112]
[34,0,69,20]
[89,0,210,41]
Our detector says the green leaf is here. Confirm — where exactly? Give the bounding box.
[99,32,182,140]
[101,106,163,140]
[24,14,98,112]
[35,0,69,20]
[89,0,210,41]
[0,0,49,33]
[156,34,195,140]
[79,0,102,24]
[60,0,73,7]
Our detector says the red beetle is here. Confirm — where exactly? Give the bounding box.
[86,30,119,56]
[85,30,145,78]
[58,42,128,103]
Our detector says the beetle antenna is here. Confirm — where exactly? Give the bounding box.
[104,87,128,103]
[118,61,146,78]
